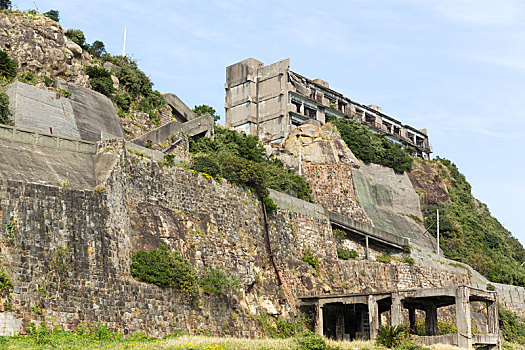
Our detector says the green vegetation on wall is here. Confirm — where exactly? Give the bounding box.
[130,243,199,301]
[424,158,525,287]
[328,117,413,173]
[499,305,525,344]
[189,126,312,209]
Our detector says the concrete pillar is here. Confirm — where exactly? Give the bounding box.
[368,295,379,340]
[456,286,472,350]
[487,301,498,336]
[391,292,403,326]
[315,302,324,336]
[365,236,369,260]
[424,304,438,336]
[336,311,344,340]
[408,307,416,334]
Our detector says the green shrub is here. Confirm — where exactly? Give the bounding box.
[403,255,415,265]
[328,117,413,173]
[115,91,132,112]
[193,104,220,122]
[56,88,71,98]
[88,40,106,58]
[116,64,153,98]
[424,157,525,287]
[17,70,36,84]
[199,266,240,295]
[337,248,358,260]
[85,66,114,96]
[302,247,319,270]
[0,0,11,11]
[130,244,199,301]
[43,76,53,87]
[499,305,525,343]
[65,29,88,50]
[487,283,496,291]
[189,126,313,204]
[295,333,331,350]
[0,92,11,125]
[0,50,17,80]
[377,252,391,264]
[376,325,411,348]
[192,155,221,178]
[43,9,59,22]
[332,228,347,241]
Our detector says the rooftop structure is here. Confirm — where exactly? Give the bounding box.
[225,58,432,159]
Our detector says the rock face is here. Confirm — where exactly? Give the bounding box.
[407,158,451,211]
[0,11,90,86]
[278,123,359,166]
[275,124,370,223]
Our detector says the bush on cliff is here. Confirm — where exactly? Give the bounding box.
[131,243,199,300]
[65,29,88,50]
[43,9,59,22]
[0,50,18,80]
[0,92,11,125]
[499,305,525,344]
[189,126,313,207]
[84,65,114,96]
[424,158,525,287]
[328,117,413,173]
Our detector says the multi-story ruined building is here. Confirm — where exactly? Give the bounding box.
[225,58,432,159]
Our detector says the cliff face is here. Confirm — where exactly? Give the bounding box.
[0,11,90,87]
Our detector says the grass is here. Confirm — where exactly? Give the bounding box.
[2,333,521,350]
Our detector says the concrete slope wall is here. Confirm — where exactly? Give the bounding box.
[57,81,125,141]
[0,127,97,190]
[7,81,125,142]
[352,163,437,250]
[6,82,80,139]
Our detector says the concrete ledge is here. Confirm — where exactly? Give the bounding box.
[329,211,409,249]
[268,189,327,220]
[0,124,96,154]
[417,334,457,346]
[131,114,213,147]
[124,141,165,162]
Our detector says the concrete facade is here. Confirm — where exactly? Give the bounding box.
[225,58,432,159]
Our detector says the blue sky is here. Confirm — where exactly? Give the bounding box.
[15,0,525,244]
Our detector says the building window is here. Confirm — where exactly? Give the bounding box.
[305,106,317,119]
[338,100,346,113]
[291,99,302,113]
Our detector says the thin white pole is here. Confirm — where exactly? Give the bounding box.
[298,146,302,176]
[437,209,440,256]
[122,26,127,56]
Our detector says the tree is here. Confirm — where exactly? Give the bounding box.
[0,0,12,10]
[193,104,220,122]
[43,9,59,22]
[0,50,17,80]
[88,40,106,58]
[65,29,88,50]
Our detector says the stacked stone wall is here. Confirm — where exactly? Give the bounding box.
[301,164,371,225]
[0,145,515,336]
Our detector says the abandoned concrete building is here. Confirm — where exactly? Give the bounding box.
[225,58,432,159]
[300,285,499,350]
